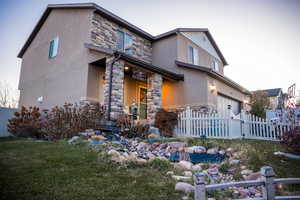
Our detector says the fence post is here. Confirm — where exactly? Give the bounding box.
[186,106,191,137]
[261,166,275,200]
[194,173,206,200]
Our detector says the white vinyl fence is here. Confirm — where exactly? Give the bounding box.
[174,107,293,141]
[0,107,18,137]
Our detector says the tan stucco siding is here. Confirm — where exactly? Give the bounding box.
[152,35,178,72]
[207,75,249,109]
[162,69,208,108]
[18,9,93,109]
[177,33,224,75]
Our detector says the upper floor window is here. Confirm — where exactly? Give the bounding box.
[212,60,219,72]
[188,46,199,65]
[49,37,59,58]
[117,30,133,54]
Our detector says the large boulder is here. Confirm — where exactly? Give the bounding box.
[168,142,187,149]
[185,146,206,153]
[175,182,195,193]
[174,160,193,171]
[207,147,219,154]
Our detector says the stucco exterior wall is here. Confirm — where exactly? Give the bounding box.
[177,33,224,74]
[152,35,178,72]
[207,76,249,109]
[18,9,93,109]
[91,13,152,63]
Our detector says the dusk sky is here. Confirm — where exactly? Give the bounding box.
[1,0,300,95]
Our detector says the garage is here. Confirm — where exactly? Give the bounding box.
[217,94,241,115]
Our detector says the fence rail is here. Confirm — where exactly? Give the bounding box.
[175,107,293,141]
[194,166,300,200]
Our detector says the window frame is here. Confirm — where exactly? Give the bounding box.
[213,60,219,72]
[48,36,59,59]
[188,46,199,65]
[116,30,133,54]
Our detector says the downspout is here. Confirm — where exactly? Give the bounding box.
[107,53,121,121]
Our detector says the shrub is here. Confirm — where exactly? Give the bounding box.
[154,109,178,137]
[116,114,150,138]
[8,103,106,140]
[42,103,106,140]
[7,106,45,138]
[280,126,300,154]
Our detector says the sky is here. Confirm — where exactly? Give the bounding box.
[1,0,300,95]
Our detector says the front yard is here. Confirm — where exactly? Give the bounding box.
[0,137,299,200]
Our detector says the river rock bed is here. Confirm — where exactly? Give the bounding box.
[69,136,263,199]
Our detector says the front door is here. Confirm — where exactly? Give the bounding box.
[138,86,147,119]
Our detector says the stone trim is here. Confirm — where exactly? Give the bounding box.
[147,73,163,121]
[103,57,125,120]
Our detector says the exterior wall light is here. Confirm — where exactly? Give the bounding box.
[209,84,217,93]
[124,66,129,70]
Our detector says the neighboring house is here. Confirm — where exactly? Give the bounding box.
[262,88,284,109]
[18,3,251,121]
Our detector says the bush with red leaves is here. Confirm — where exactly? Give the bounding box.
[154,109,178,137]
[280,126,300,154]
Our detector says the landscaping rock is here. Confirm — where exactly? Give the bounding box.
[218,150,225,155]
[185,146,206,153]
[166,171,174,176]
[241,169,253,176]
[175,182,194,193]
[191,164,202,172]
[183,171,193,177]
[207,147,219,154]
[168,142,187,149]
[68,136,80,144]
[174,160,193,171]
[107,149,120,157]
[229,159,240,165]
[244,172,261,181]
[172,175,192,181]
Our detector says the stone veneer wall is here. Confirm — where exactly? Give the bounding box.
[103,57,125,119]
[147,73,163,121]
[91,13,152,64]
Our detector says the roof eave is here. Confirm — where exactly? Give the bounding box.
[175,60,250,95]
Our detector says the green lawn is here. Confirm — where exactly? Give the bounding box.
[0,137,299,200]
[0,137,180,200]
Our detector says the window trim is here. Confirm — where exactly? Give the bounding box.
[116,30,133,54]
[49,36,59,59]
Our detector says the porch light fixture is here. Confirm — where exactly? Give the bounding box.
[243,99,249,104]
[209,84,217,93]
[124,66,129,70]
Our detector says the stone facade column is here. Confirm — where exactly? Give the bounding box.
[103,57,124,120]
[147,73,162,121]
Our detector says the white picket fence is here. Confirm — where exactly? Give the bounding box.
[174,107,293,141]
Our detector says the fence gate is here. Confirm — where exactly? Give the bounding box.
[175,107,293,141]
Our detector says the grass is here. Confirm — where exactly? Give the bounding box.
[0,137,180,200]
[0,137,300,200]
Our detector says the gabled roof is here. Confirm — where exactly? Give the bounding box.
[175,60,250,95]
[262,88,282,97]
[17,3,228,66]
[155,28,228,66]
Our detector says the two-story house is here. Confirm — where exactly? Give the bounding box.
[18,3,251,121]
[261,88,284,109]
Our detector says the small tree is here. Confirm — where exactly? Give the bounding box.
[250,90,271,118]
[0,81,19,108]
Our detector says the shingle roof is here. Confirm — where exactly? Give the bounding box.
[17,3,228,66]
[262,88,282,97]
